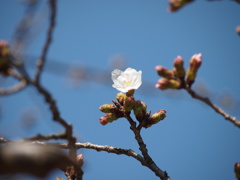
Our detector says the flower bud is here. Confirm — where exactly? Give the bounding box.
[99,116,109,125]
[150,110,166,123]
[235,162,240,180]
[0,40,9,56]
[155,65,174,78]
[186,53,202,86]
[0,40,11,76]
[77,154,84,166]
[99,113,120,125]
[133,100,147,121]
[173,56,185,78]
[143,110,166,128]
[168,0,193,12]
[105,113,119,122]
[236,26,240,35]
[124,96,135,112]
[116,92,127,105]
[99,104,116,113]
[189,53,202,71]
[156,78,181,90]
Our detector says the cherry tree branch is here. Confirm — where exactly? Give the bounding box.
[185,86,240,128]
[34,0,56,83]
[0,69,27,96]
[124,113,170,180]
[0,137,147,170]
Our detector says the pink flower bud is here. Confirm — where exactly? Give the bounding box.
[0,40,11,76]
[168,0,193,12]
[77,154,84,166]
[189,53,202,71]
[105,113,119,122]
[235,162,240,179]
[99,116,109,125]
[155,65,174,78]
[156,78,181,90]
[0,40,9,56]
[186,53,202,86]
[173,56,185,78]
[236,26,240,35]
[150,109,166,123]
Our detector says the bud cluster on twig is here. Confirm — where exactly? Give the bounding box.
[99,89,166,128]
[155,53,202,89]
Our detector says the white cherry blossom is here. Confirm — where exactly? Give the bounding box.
[111,68,142,93]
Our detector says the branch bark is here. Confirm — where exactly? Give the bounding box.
[185,86,240,128]
[34,0,56,83]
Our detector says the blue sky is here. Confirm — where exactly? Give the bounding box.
[0,0,240,179]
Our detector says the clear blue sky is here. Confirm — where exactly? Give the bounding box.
[0,1,240,180]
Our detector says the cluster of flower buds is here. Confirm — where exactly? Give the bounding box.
[155,53,202,89]
[168,0,193,12]
[0,40,11,76]
[99,90,167,128]
[235,162,240,180]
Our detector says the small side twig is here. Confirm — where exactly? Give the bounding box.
[185,86,240,128]
[0,79,27,95]
[24,132,67,141]
[34,0,56,83]
[0,69,27,96]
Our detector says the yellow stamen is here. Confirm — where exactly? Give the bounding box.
[124,80,131,86]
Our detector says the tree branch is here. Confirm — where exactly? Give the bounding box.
[185,86,240,128]
[0,69,27,96]
[0,137,148,169]
[0,79,27,95]
[124,113,170,180]
[34,0,56,83]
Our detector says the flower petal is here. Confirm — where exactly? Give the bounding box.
[111,68,142,92]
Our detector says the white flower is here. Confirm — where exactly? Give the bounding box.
[111,68,142,93]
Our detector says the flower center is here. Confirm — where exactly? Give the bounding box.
[124,80,132,87]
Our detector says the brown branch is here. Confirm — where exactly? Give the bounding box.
[34,0,56,83]
[0,79,26,95]
[24,131,67,141]
[185,86,240,128]
[124,114,170,180]
[32,82,82,179]
[0,137,147,169]
[0,69,28,96]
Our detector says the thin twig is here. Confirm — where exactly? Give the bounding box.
[185,86,240,127]
[34,0,56,83]
[24,131,67,141]
[124,114,170,180]
[0,69,27,96]
[0,80,26,95]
